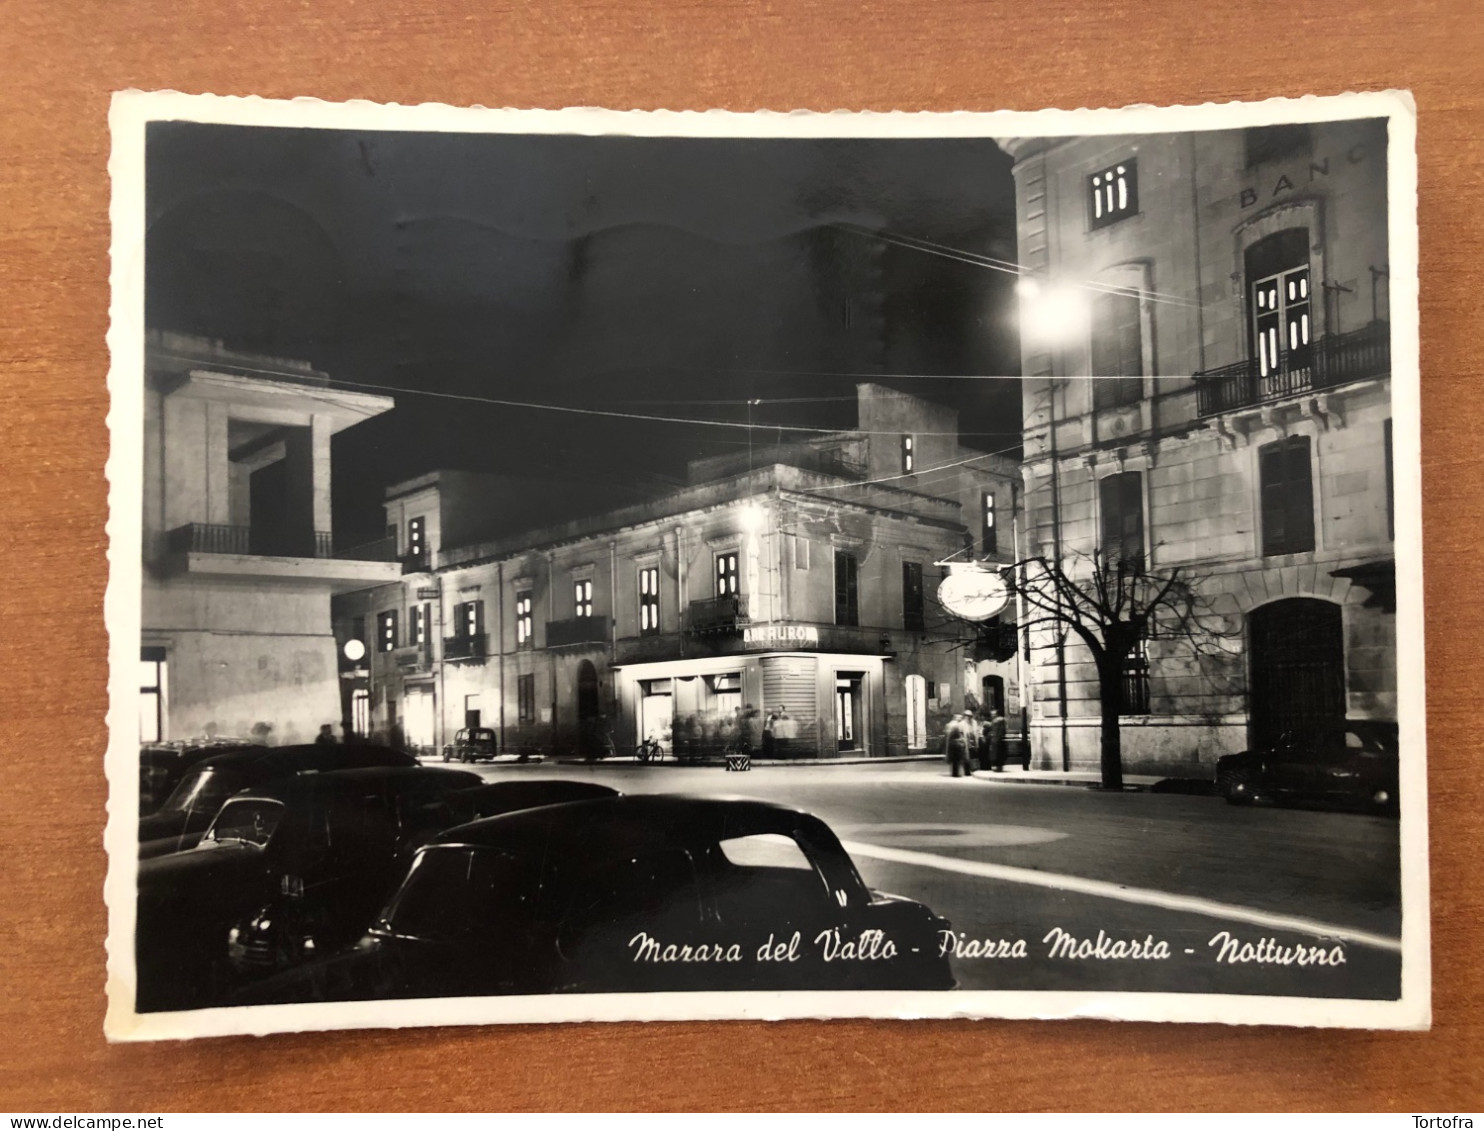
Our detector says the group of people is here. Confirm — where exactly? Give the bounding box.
[942,709,1008,778]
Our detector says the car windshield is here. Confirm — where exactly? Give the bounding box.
[377,846,534,943]
[202,798,285,847]
[160,768,247,815]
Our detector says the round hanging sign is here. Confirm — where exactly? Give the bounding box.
[937,566,1010,622]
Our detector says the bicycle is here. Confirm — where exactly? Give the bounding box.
[636,736,666,763]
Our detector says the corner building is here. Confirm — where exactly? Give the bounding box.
[1002,119,1395,774]
[337,385,1022,760]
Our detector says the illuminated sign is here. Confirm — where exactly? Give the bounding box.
[743,624,820,649]
[937,564,1010,622]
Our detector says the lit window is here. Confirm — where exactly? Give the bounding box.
[410,605,427,647]
[715,551,739,597]
[1089,159,1139,229]
[407,516,426,561]
[901,435,914,473]
[378,609,399,652]
[453,600,483,639]
[574,578,594,618]
[982,492,997,555]
[515,591,533,648]
[639,565,660,635]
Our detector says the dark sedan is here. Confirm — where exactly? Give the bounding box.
[139,740,253,816]
[1215,721,1400,812]
[138,742,418,857]
[237,794,956,1006]
[135,765,484,1012]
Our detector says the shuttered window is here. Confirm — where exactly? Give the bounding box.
[1259,436,1315,556]
[1100,472,1145,570]
[835,551,859,627]
[902,561,924,631]
[1091,291,1144,409]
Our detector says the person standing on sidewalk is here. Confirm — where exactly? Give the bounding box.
[943,712,972,778]
[987,709,1008,771]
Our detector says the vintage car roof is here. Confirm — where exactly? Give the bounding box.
[186,743,418,774]
[228,765,483,803]
[433,794,829,853]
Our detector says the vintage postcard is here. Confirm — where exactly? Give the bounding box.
[103,90,1427,1039]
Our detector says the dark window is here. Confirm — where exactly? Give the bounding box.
[515,591,532,648]
[407,516,426,561]
[902,562,925,631]
[1259,436,1315,556]
[835,551,860,627]
[1089,158,1138,228]
[1120,636,1151,716]
[1244,123,1312,167]
[715,551,739,597]
[901,435,915,473]
[377,609,399,652]
[574,578,593,618]
[982,492,998,555]
[140,646,166,744]
[1099,472,1145,570]
[1091,290,1145,408]
[1384,419,1394,541]
[454,600,483,638]
[638,565,661,635]
[517,674,536,724]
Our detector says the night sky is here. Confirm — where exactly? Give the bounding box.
[145,122,1023,547]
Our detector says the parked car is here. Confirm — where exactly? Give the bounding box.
[138,742,419,857]
[1215,721,1400,813]
[440,727,503,763]
[236,794,956,1006]
[441,778,620,827]
[135,765,485,1013]
[139,740,253,816]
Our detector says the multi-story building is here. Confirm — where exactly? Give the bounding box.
[140,331,400,746]
[1003,118,1394,774]
[335,384,1023,759]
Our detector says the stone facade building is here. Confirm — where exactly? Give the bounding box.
[1002,118,1395,774]
[140,332,399,746]
[335,385,1022,760]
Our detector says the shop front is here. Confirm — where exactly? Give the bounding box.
[613,643,889,759]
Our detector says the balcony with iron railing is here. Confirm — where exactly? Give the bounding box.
[1192,320,1390,417]
[167,523,334,559]
[443,632,488,662]
[545,615,610,648]
[164,523,402,589]
[686,593,750,635]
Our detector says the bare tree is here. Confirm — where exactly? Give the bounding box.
[1006,549,1239,791]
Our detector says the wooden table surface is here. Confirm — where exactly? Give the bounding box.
[1,0,1479,1112]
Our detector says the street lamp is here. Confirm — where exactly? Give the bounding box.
[1018,279,1089,347]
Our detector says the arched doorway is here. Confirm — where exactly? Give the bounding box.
[1248,598,1345,750]
[576,659,602,757]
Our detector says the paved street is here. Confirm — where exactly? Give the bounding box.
[440,757,1404,999]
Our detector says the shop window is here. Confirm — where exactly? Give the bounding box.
[638,565,661,635]
[835,551,859,627]
[140,647,166,744]
[515,590,533,648]
[517,674,536,724]
[902,561,925,631]
[715,551,739,597]
[1091,290,1145,408]
[1100,472,1145,570]
[378,609,399,652]
[1259,435,1315,556]
[1089,158,1138,229]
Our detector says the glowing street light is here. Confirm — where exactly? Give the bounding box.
[1017,278,1089,346]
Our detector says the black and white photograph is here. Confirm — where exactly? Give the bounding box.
[104,91,1427,1039]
